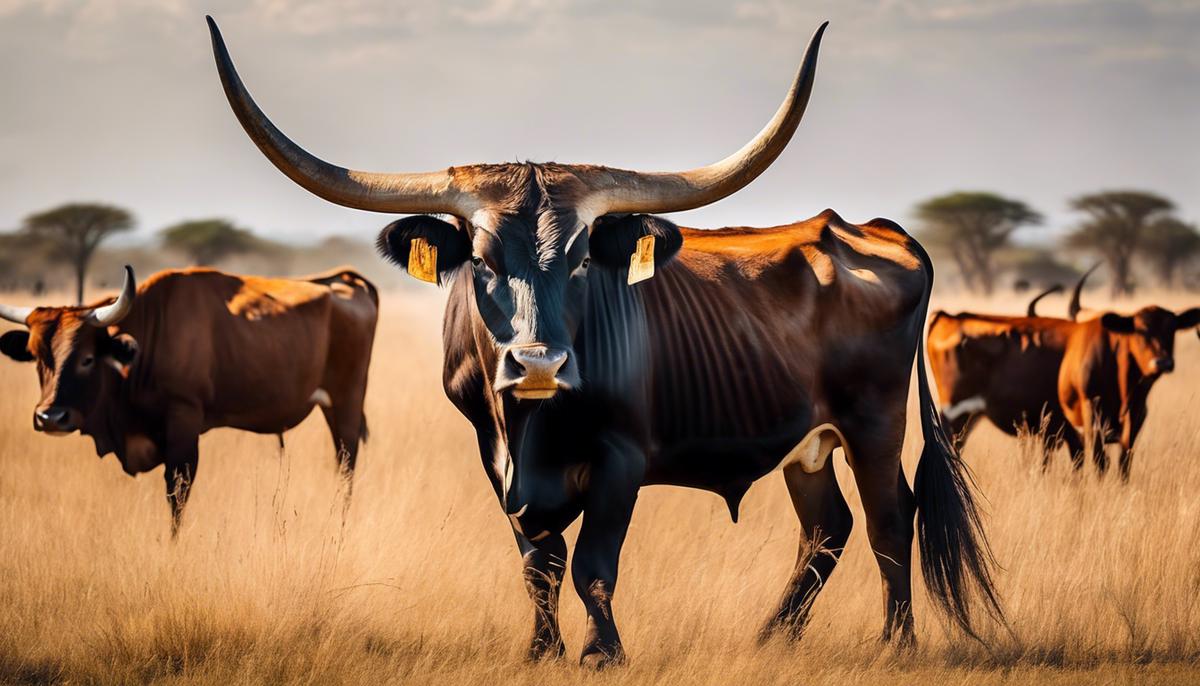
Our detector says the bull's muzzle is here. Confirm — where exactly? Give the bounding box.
[498,344,574,400]
[34,406,79,435]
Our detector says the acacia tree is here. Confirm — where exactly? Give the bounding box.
[24,203,135,304]
[160,219,258,266]
[1065,191,1174,297]
[915,191,1043,295]
[1140,217,1200,288]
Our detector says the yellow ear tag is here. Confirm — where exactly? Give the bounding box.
[408,237,439,284]
[627,234,656,285]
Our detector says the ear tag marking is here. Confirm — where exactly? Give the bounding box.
[628,234,656,285]
[408,237,439,284]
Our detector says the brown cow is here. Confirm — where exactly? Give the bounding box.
[1059,306,1200,478]
[927,311,1081,460]
[927,269,1199,479]
[0,265,379,534]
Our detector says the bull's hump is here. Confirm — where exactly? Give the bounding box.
[675,211,924,317]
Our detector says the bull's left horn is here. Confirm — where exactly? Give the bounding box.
[86,266,136,327]
[0,303,33,326]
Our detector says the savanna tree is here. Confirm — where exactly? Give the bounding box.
[915,191,1043,295]
[160,219,258,266]
[1066,191,1174,297]
[24,203,135,304]
[1140,217,1200,289]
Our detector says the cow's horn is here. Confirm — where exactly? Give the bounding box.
[579,22,828,217]
[0,303,33,326]
[86,266,136,327]
[206,17,476,217]
[1069,262,1101,321]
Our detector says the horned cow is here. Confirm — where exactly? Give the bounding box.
[208,17,1002,665]
[0,266,379,534]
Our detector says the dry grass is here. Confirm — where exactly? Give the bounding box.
[2,288,1200,684]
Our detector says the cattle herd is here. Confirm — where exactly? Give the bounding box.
[0,18,1194,668]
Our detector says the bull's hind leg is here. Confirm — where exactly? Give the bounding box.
[760,458,852,641]
[320,402,364,480]
[843,412,917,646]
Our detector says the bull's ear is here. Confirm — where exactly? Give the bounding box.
[590,214,683,282]
[1176,307,1200,330]
[376,215,471,285]
[1101,313,1135,333]
[103,333,139,375]
[0,330,34,362]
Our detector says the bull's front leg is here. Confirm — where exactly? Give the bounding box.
[515,530,568,660]
[1118,402,1147,482]
[572,434,644,669]
[163,404,202,538]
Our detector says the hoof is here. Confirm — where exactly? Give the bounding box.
[881,630,916,652]
[527,638,565,662]
[580,648,625,670]
[758,617,805,645]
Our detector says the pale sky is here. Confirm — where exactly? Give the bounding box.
[1,0,1197,246]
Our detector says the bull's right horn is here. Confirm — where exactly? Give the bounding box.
[207,16,477,218]
[86,266,136,327]
[0,303,33,326]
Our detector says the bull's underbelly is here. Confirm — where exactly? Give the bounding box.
[208,403,319,435]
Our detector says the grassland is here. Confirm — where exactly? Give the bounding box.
[1,288,1199,685]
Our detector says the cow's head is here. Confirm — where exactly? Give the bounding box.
[0,267,138,434]
[207,17,826,400]
[1101,305,1200,376]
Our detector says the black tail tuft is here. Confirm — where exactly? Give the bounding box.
[911,239,1005,638]
[359,414,370,445]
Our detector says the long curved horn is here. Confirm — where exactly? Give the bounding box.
[206,17,476,216]
[579,22,828,217]
[86,266,136,327]
[1026,283,1063,318]
[0,303,33,326]
[1068,262,1101,321]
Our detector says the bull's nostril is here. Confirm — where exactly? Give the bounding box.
[34,408,72,432]
[509,347,568,378]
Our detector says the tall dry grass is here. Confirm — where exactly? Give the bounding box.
[1,288,1199,684]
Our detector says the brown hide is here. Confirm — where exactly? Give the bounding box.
[927,304,1199,477]
[9,266,378,476]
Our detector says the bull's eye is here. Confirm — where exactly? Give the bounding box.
[581,256,591,270]
[80,355,95,369]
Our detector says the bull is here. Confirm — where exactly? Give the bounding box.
[208,18,1001,664]
[0,266,379,534]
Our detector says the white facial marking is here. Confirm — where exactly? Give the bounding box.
[470,208,500,233]
[941,396,986,421]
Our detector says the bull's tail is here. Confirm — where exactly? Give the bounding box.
[911,239,1004,638]
[359,413,370,445]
